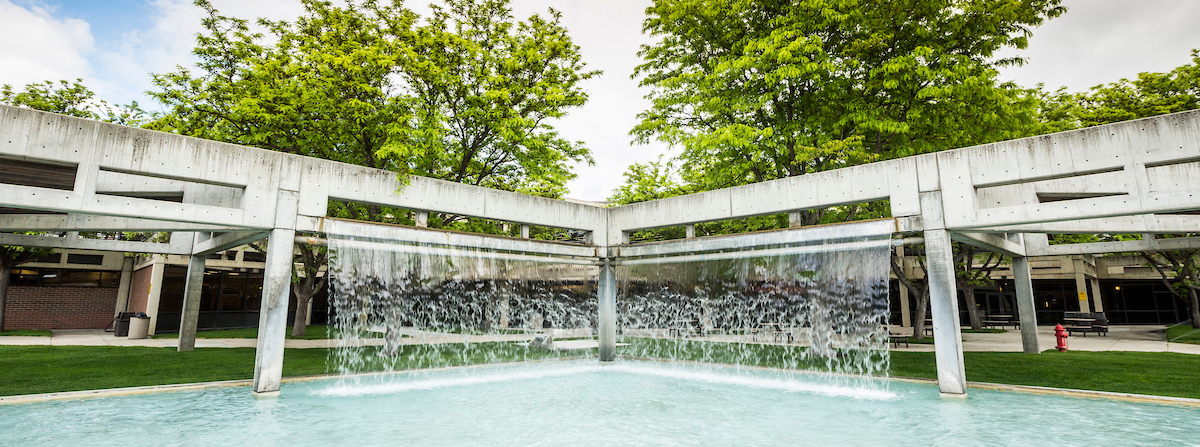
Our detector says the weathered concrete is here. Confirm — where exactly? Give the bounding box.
[1012,256,1041,354]
[5,105,1200,395]
[598,258,617,361]
[113,256,134,317]
[252,228,295,394]
[176,254,206,352]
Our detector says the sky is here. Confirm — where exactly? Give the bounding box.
[1,0,1199,202]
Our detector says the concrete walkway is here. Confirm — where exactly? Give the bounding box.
[1,325,1197,354]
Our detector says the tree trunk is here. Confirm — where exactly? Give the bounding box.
[291,289,314,337]
[912,289,930,339]
[962,285,983,330]
[1190,288,1200,329]
[0,264,9,332]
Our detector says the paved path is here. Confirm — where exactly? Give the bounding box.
[1,325,1197,354]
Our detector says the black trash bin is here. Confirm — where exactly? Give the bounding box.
[115,311,135,337]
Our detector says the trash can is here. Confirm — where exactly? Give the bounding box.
[114,312,135,337]
[128,312,151,340]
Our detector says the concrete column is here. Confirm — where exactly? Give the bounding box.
[898,280,912,328]
[145,257,167,336]
[788,211,803,227]
[924,228,967,396]
[113,256,135,316]
[598,258,617,361]
[1012,256,1040,354]
[253,228,295,395]
[1089,278,1105,312]
[685,224,696,239]
[415,211,429,228]
[177,254,206,351]
[1073,258,1091,313]
[520,224,530,238]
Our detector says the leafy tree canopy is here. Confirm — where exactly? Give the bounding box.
[632,0,1065,200]
[1,79,145,125]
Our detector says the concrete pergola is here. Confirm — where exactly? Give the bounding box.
[2,104,1199,396]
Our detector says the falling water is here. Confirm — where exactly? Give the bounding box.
[325,228,892,390]
[615,232,893,387]
[325,235,599,381]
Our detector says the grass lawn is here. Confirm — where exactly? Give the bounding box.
[620,338,1200,399]
[0,329,52,337]
[0,342,572,397]
[1166,322,1200,344]
[151,325,383,340]
[3,340,1200,399]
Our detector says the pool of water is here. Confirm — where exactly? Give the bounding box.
[2,360,1196,446]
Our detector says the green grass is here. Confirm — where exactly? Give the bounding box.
[1166,322,1200,344]
[151,325,384,340]
[0,329,52,337]
[4,338,1200,400]
[619,338,1200,399]
[962,328,1007,333]
[0,342,572,397]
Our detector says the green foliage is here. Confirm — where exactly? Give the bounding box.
[0,79,146,125]
[380,0,600,198]
[632,0,1063,195]
[608,156,688,205]
[1025,49,1200,131]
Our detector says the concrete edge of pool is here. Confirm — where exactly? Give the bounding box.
[2,359,1198,408]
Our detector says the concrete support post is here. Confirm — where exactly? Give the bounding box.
[896,246,911,328]
[685,224,695,239]
[113,256,134,316]
[924,229,967,396]
[1089,278,1105,312]
[788,211,803,227]
[1012,256,1041,354]
[520,224,530,238]
[1073,258,1091,313]
[145,257,166,336]
[177,254,206,351]
[598,258,617,361]
[253,228,295,395]
[415,212,428,228]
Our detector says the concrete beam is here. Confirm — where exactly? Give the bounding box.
[1026,235,1200,256]
[0,214,243,232]
[970,214,1200,234]
[949,232,1025,257]
[191,231,269,256]
[616,219,898,258]
[0,232,188,254]
[308,217,596,259]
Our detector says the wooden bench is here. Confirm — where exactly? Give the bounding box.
[888,334,909,348]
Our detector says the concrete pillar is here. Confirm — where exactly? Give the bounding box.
[598,258,617,361]
[253,228,295,395]
[520,224,530,238]
[896,246,911,328]
[1073,258,1091,313]
[113,256,135,316]
[1088,278,1105,312]
[145,257,167,336]
[177,254,206,351]
[924,228,967,396]
[788,211,803,227]
[1012,256,1040,354]
[415,211,428,228]
[685,224,696,239]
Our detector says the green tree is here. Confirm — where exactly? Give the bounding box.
[633,0,1063,225]
[150,0,596,335]
[1142,250,1200,328]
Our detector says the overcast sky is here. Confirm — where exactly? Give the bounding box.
[2,0,1198,201]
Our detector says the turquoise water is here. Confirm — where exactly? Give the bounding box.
[2,360,1196,446]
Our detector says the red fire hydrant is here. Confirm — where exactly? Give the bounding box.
[1054,323,1069,352]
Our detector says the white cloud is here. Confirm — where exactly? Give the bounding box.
[998,0,1200,92]
[0,0,93,88]
[89,0,307,107]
